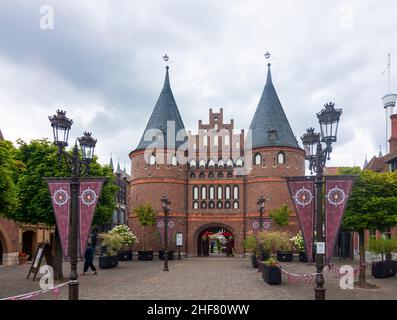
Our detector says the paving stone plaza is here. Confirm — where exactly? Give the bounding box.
[0,257,396,300]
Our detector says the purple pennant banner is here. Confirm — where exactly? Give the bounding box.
[325,176,355,264]
[251,219,272,241]
[286,176,315,263]
[79,178,105,258]
[156,217,176,245]
[46,179,71,258]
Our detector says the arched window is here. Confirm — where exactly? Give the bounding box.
[225,135,230,146]
[201,186,207,199]
[149,154,156,165]
[171,155,177,166]
[209,201,215,209]
[217,186,223,200]
[199,172,205,178]
[193,186,199,200]
[209,186,215,200]
[208,159,215,168]
[193,143,197,150]
[214,135,218,146]
[208,172,214,178]
[193,201,199,209]
[277,152,285,164]
[190,159,197,168]
[225,185,231,200]
[203,135,208,146]
[236,142,240,149]
[233,201,239,209]
[190,172,196,178]
[227,159,233,168]
[218,159,224,167]
[225,201,231,209]
[214,123,218,130]
[217,201,223,209]
[227,172,233,178]
[236,158,243,167]
[201,201,207,209]
[254,153,262,165]
[217,172,224,178]
[233,185,239,199]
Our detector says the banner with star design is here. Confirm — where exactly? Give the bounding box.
[251,219,272,241]
[156,217,176,246]
[46,178,71,258]
[286,176,315,263]
[325,176,355,264]
[79,178,106,257]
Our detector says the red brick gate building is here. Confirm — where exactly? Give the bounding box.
[128,63,305,256]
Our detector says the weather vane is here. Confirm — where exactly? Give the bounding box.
[162,54,169,67]
[264,51,272,66]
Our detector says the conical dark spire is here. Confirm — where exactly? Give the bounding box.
[109,154,114,172]
[136,66,186,151]
[363,154,368,169]
[117,157,121,171]
[248,64,299,149]
[0,128,4,141]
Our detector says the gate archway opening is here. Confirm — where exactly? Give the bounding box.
[197,226,234,257]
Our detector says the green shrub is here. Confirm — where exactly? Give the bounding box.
[269,204,291,228]
[367,238,397,261]
[243,235,258,254]
[99,233,123,256]
[259,231,293,254]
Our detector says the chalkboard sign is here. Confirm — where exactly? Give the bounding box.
[27,242,52,281]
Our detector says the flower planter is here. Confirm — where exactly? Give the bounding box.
[299,252,308,262]
[277,251,293,262]
[251,254,259,268]
[99,255,118,269]
[262,263,281,285]
[117,250,133,261]
[18,256,28,265]
[138,250,153,261]
[371,261,396,278]
[159,250,174,260]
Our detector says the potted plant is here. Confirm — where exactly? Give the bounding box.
[368,238,397,278]
[269,204,293,262]
[243,234,260,268]
[133,203,156,261]
[291,231,307,262]
[18,251,28,265]
[262,258,281,285]
[107,225,138,261]
[98,232,123,269]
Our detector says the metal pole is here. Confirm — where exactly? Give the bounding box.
[69,144,79,300]
[163,206,169,271]
[314,142,325,300]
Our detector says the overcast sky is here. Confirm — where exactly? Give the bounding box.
[0,0,396,174]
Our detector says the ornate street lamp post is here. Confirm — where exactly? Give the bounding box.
[161,195,171,272]
[257,196,265,259]
[48,110,97,300]
[300,102,342,300]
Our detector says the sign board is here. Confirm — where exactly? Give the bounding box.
[316,242,325,254]
[176,233,183,247]
[27,243,52,281]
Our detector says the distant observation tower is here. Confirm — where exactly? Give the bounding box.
[381,53,397,154]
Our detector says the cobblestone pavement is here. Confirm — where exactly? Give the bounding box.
[0,257,396,300]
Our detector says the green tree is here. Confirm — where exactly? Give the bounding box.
[8,139,117,279]
[269,204,291,229]
[340,167,397,286]
[133,203,156,251]
[0,140,20,217]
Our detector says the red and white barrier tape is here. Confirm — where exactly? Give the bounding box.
[1,281,70,300]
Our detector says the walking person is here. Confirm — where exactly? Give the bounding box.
[82,243,97,275]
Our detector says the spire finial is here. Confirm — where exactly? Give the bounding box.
[378,145,383,157]
[117,157,120,171]
[163,54,169,69]
[264,51,271,67]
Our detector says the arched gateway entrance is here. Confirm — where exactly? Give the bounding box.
[196,225,235,257]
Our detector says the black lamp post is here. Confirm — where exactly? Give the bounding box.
[257,196,265,259]
[161,195,171,272]
[48,110,97,300]
[300,102,342,301]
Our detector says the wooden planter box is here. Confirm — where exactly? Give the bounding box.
[277,251,293,262]
[99,255,118,269]
[138,250,153,261]
[159,250,174,260]
[371,261,396,278]
[117,250,133,261]
[262,263,281,285]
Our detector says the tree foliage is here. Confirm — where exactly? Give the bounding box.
[340,168,397,232]
[133,203,156,227]
[269,204,291,228]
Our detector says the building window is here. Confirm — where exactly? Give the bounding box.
[149,154,156,165]
[209,201,215,209]
[217,186,223,200]
[201,186,207,199]
[171,155,177,166]
[277,152,285,164]
[217,172,224,178]
[190,159,196,168]
[369,229,376,240]
[193,201,199,209]
[224,135,230,146]
[227,172,233,178]
[268,129,277,141]
[209,172,214,178]
[213,135,218,146]
[193,186,199,200]
[233,201,239,209]
[217,201,223,209]
[214,124,218,130]
[199,172,205,178]
[254,153,262,165]
[119,209,126,224]
[233,185,239,199]
[225,185,231,200]
[193,143,197,150]
[201,201,207,209]
[203,135,208,146]
[199,159,206,168]
[190,172,196,178]
[208,159,215,168]
[235,142,240,149]
[218,159,224,167]
[209,186,215,200]
[227,159,233,168]
[236,158,243,167]
[382,227,392,239]
[225,201,231,209]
